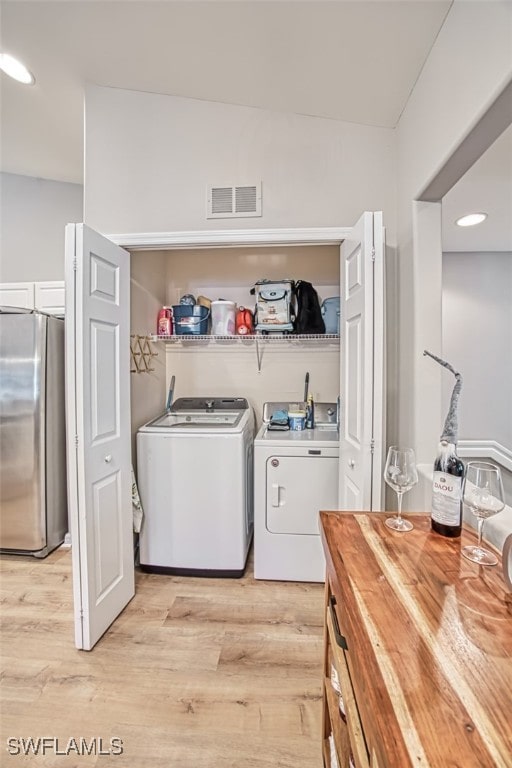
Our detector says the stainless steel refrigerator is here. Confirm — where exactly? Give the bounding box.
[0,308,68,557]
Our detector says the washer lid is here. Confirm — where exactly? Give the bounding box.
[146,411,244,429]
[170,397,249,412]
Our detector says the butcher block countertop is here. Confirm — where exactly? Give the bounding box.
[319,511,512,768]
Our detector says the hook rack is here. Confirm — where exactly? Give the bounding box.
[130,335,158,373]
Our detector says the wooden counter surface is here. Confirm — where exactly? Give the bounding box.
[320,512,512,768]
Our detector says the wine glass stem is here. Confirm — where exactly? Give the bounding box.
[477,516,485,550]
[396,491,403,521]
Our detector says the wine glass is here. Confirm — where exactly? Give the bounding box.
[462,462,505,566]
[383,446,418,532]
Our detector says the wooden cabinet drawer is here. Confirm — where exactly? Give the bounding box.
[326,601,369,768]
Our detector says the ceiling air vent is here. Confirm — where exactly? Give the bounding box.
[207,183,262,219]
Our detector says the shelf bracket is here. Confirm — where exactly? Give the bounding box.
[255,337,264,372]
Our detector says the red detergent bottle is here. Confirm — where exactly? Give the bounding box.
[157,307,172,336]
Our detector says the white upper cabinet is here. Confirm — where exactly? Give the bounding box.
[34,281,66,316]
[0,282,35,309]
[0,281,65,316]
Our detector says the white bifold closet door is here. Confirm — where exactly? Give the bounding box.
[65,223,134,651]
[339,211,385,511]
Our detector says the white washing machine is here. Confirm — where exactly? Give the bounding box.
[137,397,254,576]
[254,402,339,582]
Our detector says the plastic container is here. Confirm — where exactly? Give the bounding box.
[306,395,315,429]
[288,410,306,431]
[172,305,209,335]
[157,306,173,336]
[321,297,341,334]
[211,300,236,336]
[236,307,254,335]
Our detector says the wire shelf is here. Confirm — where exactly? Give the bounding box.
[150,333,339,371]
[151,333,339,343]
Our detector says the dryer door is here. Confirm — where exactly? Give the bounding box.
[266,455,338,534]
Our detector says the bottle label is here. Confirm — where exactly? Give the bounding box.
[158,316,171,335]
[431,471,462,526]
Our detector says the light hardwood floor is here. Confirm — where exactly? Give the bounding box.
[0,547,324,767]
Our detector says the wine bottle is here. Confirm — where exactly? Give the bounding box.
[431,440,464,537]
[423,350,465,538]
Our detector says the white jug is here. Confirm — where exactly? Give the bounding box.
[502,533,512,591]
[211,300,236,336]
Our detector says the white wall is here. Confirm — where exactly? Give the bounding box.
[162,244,339,308]
[83,85,396,469]
[130,250,168,464]
[0,173,83,282]
[164,345,339,429]
[82,5,512,510]
[396,1,512,489]
[83,85,396,238]
[442,252,512,450]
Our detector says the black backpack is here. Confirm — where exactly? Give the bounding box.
[294,280,325,334]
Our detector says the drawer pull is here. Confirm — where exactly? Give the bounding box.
[329,595,348,650]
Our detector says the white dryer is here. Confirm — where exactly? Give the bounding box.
[254,403,339,582]
[137,397,254,576]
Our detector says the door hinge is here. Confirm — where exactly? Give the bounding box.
[73,258,78,271]
[75,434,79,446]
[370,439,375,454]
[371,246,376,262]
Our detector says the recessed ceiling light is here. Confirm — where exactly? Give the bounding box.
[455,213,488,227]
[0,53,35,85]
